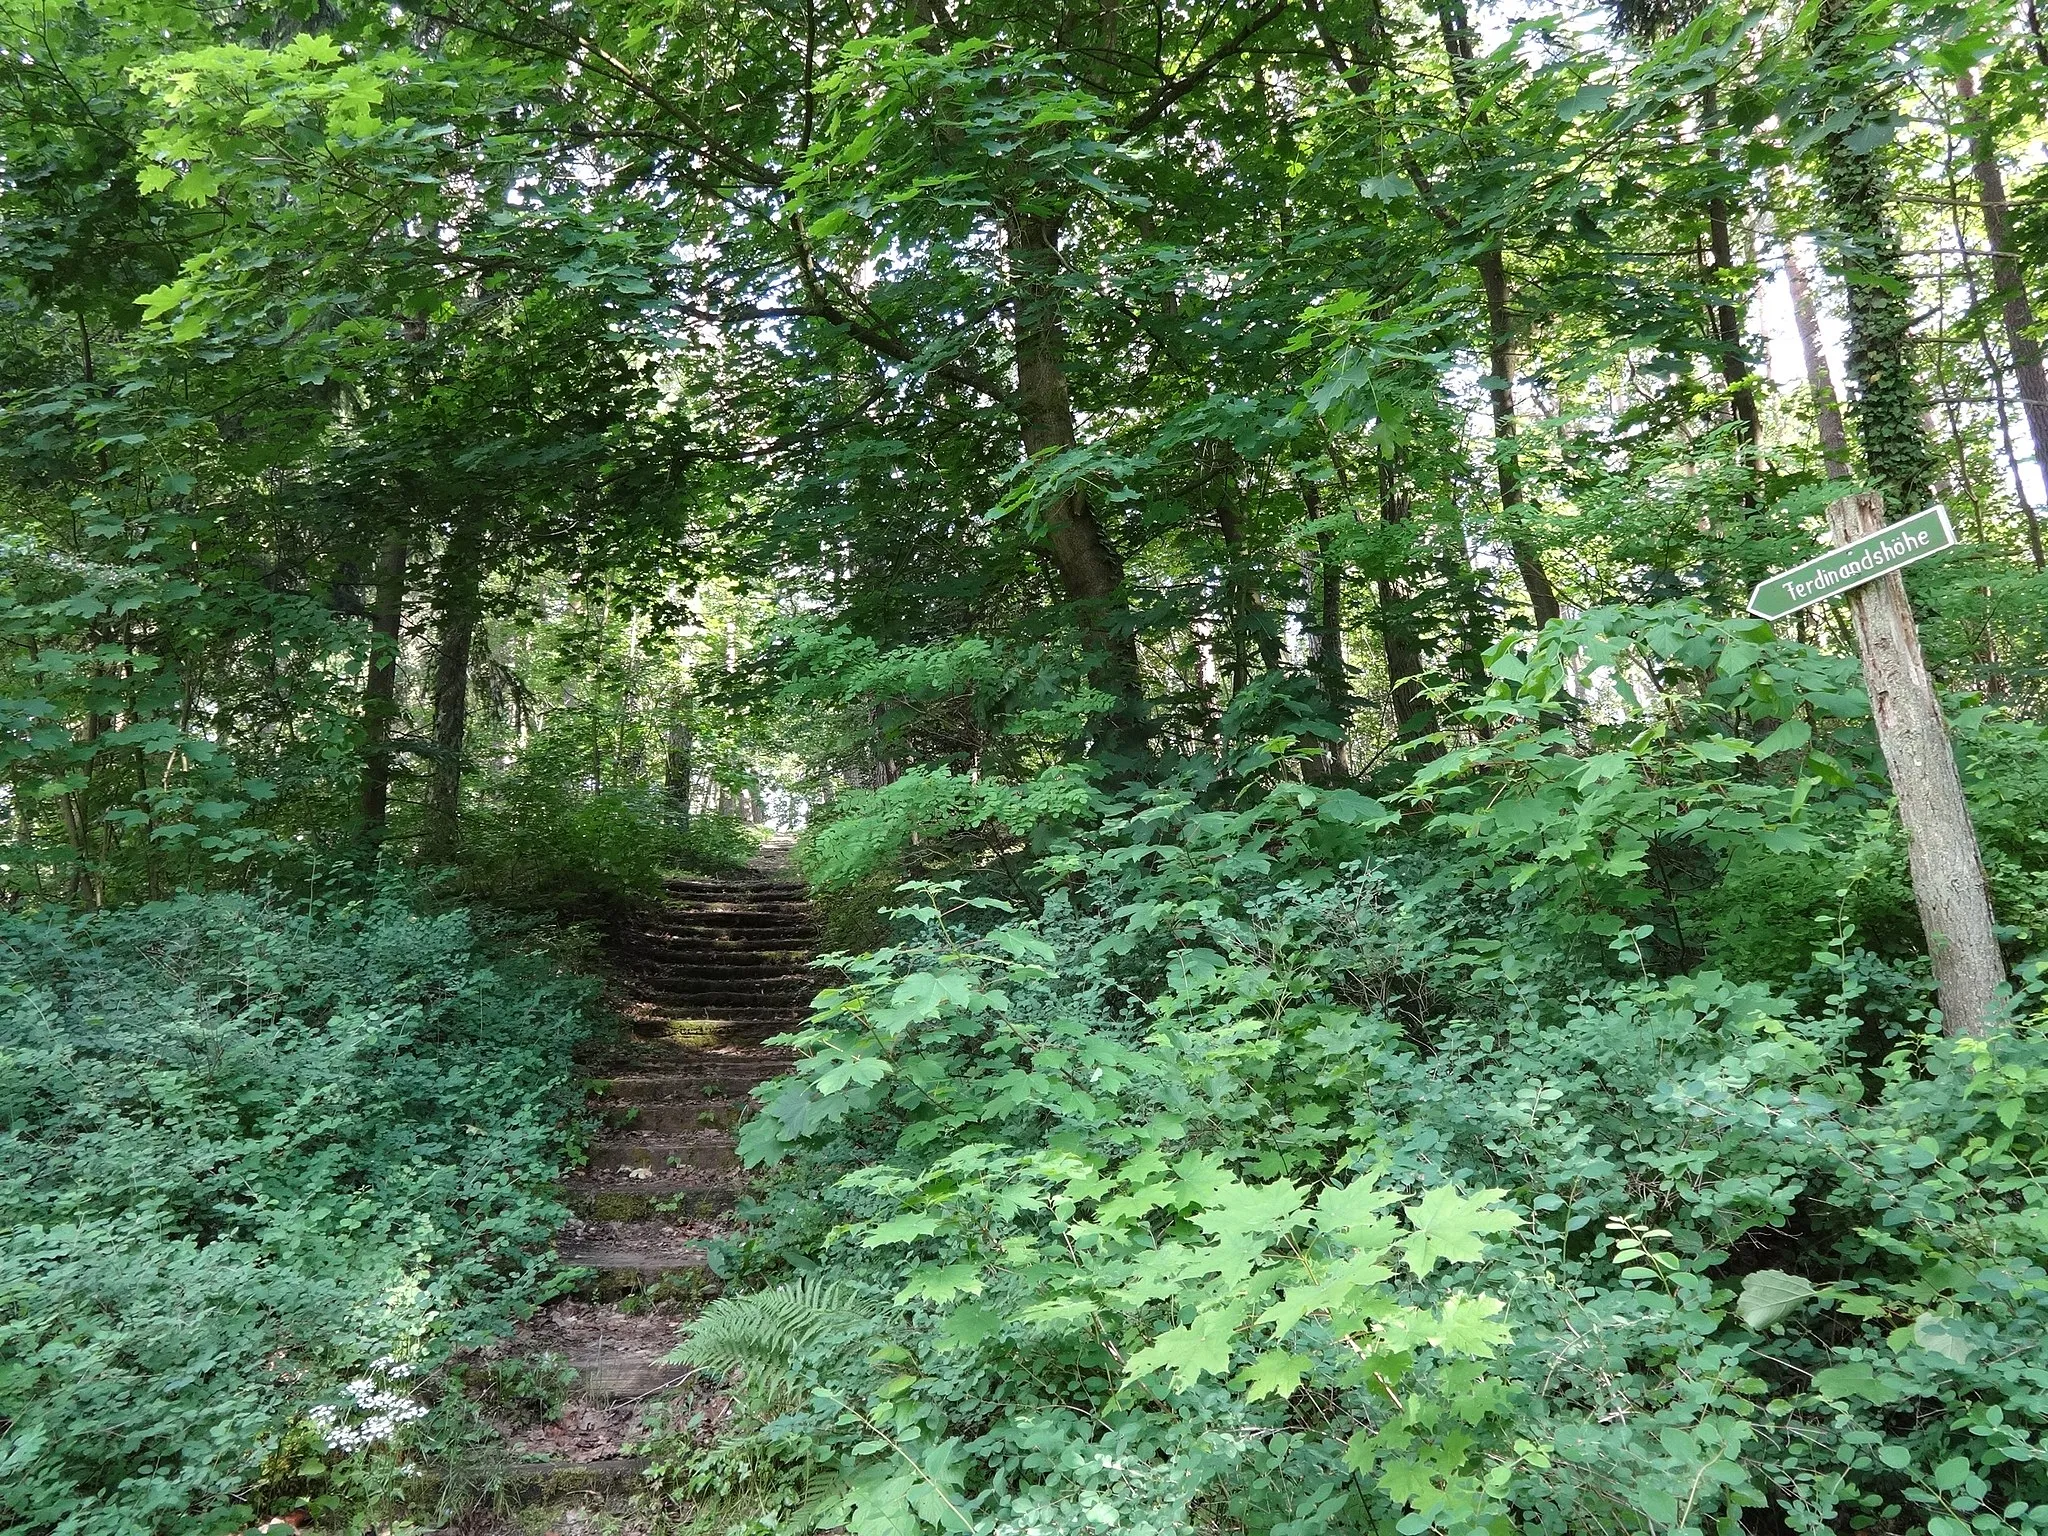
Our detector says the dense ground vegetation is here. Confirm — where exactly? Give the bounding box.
[6,0,2048,1525]
[0,890,597,1530]
[681,614,2048,1534]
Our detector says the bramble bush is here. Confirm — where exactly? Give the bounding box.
[0,886,596,1533]
[653,607,2048,1535]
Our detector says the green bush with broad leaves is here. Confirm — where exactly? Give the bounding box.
[0,886,595,1533]
[647,607,2048,1536]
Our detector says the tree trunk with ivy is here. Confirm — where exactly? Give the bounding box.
[1810,0,1939,512]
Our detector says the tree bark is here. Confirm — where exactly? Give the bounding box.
[1007,208,1145,742]
[1811,0,1940,511]
[1782,239,1855,480]
[1434,0,1560,627]
[1296,480,1351,771]
[1371,456,1436,741]
[1701,83,1762,467]
[1473,247,1562,627]
[1955,71,2048,567]
[665,697,694,830]
[1311,530,1346,718]
[1212,445,1282,683]
[423,513,484,861]
[357,535,409,849]
[1828,492,2005,1036]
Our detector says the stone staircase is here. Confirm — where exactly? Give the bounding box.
[466,851,817,1511]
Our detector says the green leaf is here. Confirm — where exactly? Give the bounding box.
[1312,1176,1402,1243]
[814,1054,891,1093]
[1431,1291,1512,1357]
[934,1303,1002,1350]
[1909,1313,1976,1365]
[1810,1362,1899,1404]
[1396,1185,1520,1276]
[1736,1269,1815,1329]
[895,1261,983,1304]
[1753,718,1812,758]
[1234,1349,1312,1401]
[1931,1456,1971,1493]
[860,1213,941,1247]
[1125,1307,1239,1392]
[1557,83,1617,120]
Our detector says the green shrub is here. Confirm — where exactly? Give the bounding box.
[0,887,595,1533]
[653,606,2048,1535]
[460,763,757,913]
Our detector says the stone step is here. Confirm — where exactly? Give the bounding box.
[587,1068,785,1100]
[619,932,814,952]
[600,1100,744,1132]
[462,1456,649,1500]
[623,990,812,1014]
[620,1012,806,1039]
[626,930,820,951]
[625,1030,800,1055]
[592,1134,739,1173]
[564,1178,741,1221]
[660,885,810,901]
[559,1344,698,1403]
[618,991,811,1015]
[634,912,820,932]
[659,901,811,913]
[558,1237,711,1273]
[615,961,816,988]
[558,1236,712,1298]
[666,876,806,892]
[619,964,811,984]
[617,945,813,964]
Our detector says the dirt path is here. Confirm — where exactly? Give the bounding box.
[456,844,816,1526]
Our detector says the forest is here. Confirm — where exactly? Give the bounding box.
[5,0,2048,1526]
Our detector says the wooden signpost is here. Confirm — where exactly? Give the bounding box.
[1749,492,2003,1036]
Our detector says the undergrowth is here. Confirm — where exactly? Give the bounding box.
[0,885,597,1534]
[652,608,2048,1536]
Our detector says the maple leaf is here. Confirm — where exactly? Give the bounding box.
[1234,1349,1313,1401]
[1124,1304,1243,1392]
[1396,1185,1521,1276]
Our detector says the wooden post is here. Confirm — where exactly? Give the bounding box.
[1827,491,2005,1035]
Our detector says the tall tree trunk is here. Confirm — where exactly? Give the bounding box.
[1782,238,1855,480]
[357,535,408,849]
[1304,0,1557,628]
[1701,85,1762,468]
[1297,481,1351,772]
[1007,208,1145,743]
[423,513,483,862]
[1828,492,2006,1036]
[1811,0,1940,510]
[1955,71,2048,567]
[1937,106,2046,569]
[1473,247,1562,627]
[1311,529,1346,721]
[665,697,694,830]
[1371,455,1437,742]
[1212,444,1282,681]
[1433,0,1560,627]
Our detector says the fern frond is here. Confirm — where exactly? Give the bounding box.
[672,1276,860,1384]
